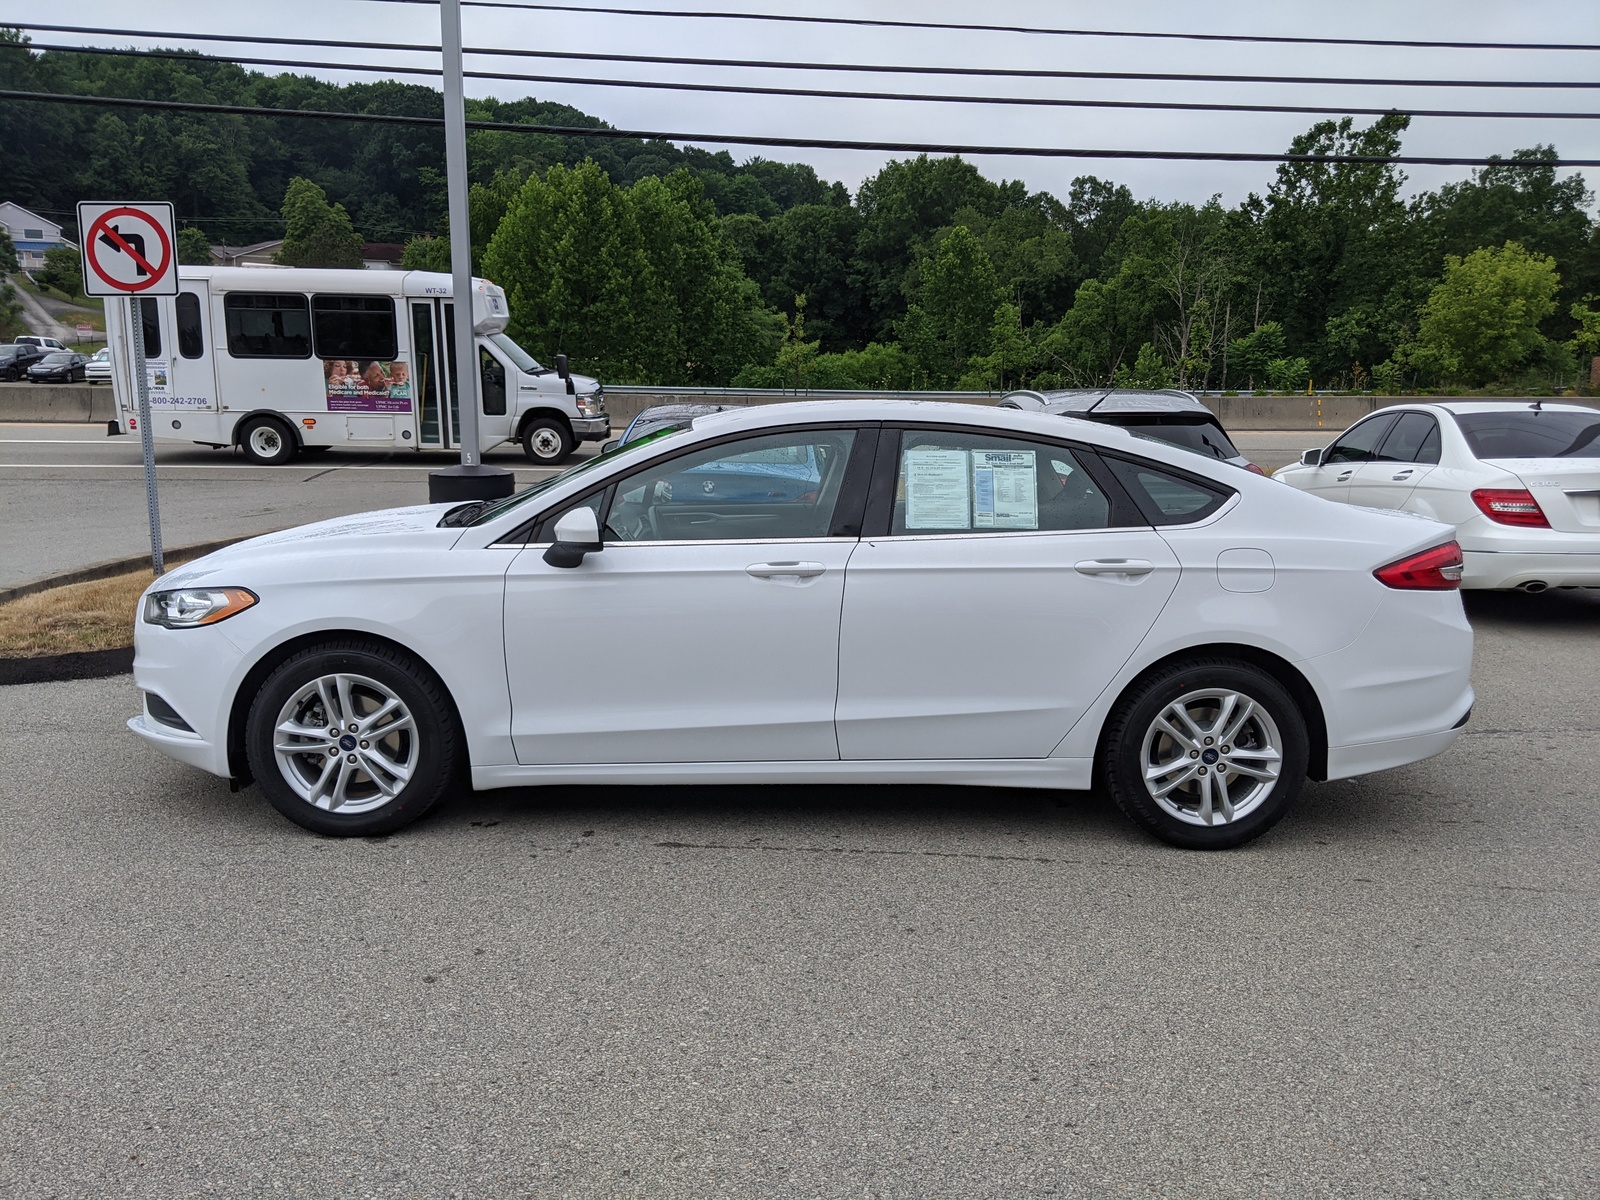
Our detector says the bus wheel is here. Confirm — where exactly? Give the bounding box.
[521,417,574,465]
[238,416,297,466]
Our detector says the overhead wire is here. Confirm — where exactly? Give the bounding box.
[16,24,1600,89]
[24,42,1600,123]
[355,0,1600,53]
[4,88,1596,166]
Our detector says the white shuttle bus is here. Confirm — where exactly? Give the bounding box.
[103,266,608,465]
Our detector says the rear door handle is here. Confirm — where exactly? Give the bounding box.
[1075,558,1154,577]
[747,561,825,578]
[1391,468,1415,480]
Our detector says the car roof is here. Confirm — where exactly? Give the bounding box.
[1005,388,1214,417]
[634,402,733,421]
[1416,400,1599,417]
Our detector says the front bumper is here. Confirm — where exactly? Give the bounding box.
[572,415,610,440]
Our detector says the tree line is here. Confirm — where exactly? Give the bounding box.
[5,32,1598,391]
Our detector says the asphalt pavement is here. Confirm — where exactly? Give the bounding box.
[0,423,1317,589]
[1,588,1595,1198]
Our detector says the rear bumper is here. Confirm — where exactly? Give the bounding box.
[1461,548,1600,590]
[1324,719,1469,782]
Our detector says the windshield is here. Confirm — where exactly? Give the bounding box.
[1455,410,1600,460]
[487,332,543,375]
[40,352,72,364]
[465,424,690,526]
[1121,421,1241,461]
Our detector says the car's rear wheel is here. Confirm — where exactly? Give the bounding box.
[245,641,461,836]
[1102,658,1308,850]
[238,415,297,465]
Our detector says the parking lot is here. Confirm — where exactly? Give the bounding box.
[1,583,1595,1198]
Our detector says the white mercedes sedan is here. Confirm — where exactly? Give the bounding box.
[1274,401,1600,591]
[130,401,1474,850]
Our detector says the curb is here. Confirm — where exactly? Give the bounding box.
[0,531,281,606]
[0,647,134,687]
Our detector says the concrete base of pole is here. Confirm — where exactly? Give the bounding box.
[428,464,516,504]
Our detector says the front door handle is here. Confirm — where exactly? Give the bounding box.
[1075,558,1154,577]
[747,561,825,579]
[1336,470,1354,482]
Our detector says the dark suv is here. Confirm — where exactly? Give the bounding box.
[0,344,47,381]
[999,389,1263,474]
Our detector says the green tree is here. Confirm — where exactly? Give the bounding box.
[275,177,364,269]
[1407,241,1560,385]
[1228,321,1288,389]
[0,283,25,341]
[1114,342,1174,389]
[176,226,212,266]
[0,228,18,275]
[900,225,1007,385]
[37,246,83,297]
[400,234,451,272]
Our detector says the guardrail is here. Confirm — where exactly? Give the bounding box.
[0,383,116,423]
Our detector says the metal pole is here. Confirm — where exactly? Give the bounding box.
[129,297,164,575]
[429,0,512,502]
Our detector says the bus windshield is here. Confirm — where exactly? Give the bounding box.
[487,332,544,375]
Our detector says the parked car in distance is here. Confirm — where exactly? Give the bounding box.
[1000,389,1264,474]
[0,343,47,381]
[129,400,1474,851]
[26,351,89,383]
[14,335,68,352]
[604,402,733,453]
[84,346,112,384]
[1274,401,1600,591]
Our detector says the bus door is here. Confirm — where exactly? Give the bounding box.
[410,299,460,450]
[167,282,219,416]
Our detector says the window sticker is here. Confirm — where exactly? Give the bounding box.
[972,449,1038,529]
[904,447,971,528]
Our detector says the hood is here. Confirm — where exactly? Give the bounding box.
[157,504,464,585]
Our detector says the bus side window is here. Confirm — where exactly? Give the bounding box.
[176,292,203,359]
[312,295,398,361]
[139,297,161,358]
[224,294,311,358]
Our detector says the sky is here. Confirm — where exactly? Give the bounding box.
[8,0,1600,210]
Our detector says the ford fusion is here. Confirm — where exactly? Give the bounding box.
[130,401,1474,849]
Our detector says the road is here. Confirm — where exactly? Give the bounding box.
[0,587,1595,1198]
[0,424,1317,588]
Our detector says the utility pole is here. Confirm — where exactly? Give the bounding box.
[428,0,513,503]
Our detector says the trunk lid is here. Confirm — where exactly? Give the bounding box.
[1498,461,1600,533]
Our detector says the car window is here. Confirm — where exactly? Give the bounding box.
[1453,410,1600,460]
[605,429,858,543]
[1375,412,1441,464]
[1324,414,1398,465]
[1101,456,1233,526]
[1118,420,1241,461]
[889,430,1111,535]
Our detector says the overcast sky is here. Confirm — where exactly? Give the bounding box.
[12,0,1600,210]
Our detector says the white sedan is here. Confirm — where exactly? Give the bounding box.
[1274,401,1600,591]
[84,346,111,383]
[129,401,1474,850]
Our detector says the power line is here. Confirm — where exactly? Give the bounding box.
[389,0,1600,54]
[17,24,1600,90]
[27,42,1600,123]
[5,88,1597,166]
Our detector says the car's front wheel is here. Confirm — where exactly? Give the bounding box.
[1102,658,1308,850]
[245,641,462,836]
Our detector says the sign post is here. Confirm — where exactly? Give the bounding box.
[78,201,178,575]
[427,0,513,505]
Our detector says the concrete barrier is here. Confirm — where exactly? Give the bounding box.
[603,387,1596,432]
[0,383,117,423]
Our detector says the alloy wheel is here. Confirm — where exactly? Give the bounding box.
[271,672,419,814]
[1139,688,1283,826]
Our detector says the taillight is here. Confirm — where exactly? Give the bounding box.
[1243,461,1267,475]
[1374,541,1464,590]
[1471,488,1549,528]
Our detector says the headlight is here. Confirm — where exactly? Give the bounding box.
[143,587,258,628]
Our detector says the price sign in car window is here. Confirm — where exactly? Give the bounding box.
[972,449,1037,529]
[904,447,971,529]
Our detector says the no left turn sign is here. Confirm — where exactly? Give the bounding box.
[77,201,178,297]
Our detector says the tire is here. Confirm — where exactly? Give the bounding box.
[520,416,575,465]
[1101,658,1309,850]
[245,640,462,836]
[238,415,297,465]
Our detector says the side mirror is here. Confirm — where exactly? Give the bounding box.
[599,439,619,455]
[542,506,602,568]
[554,353,569,380]
[1300,447,1326,467]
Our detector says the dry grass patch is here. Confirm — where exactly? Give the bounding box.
[0,555,205,658]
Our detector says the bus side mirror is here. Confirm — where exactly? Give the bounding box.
[555,353,569,380]
[1301,447,1325,467]
[543,507,602,568]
